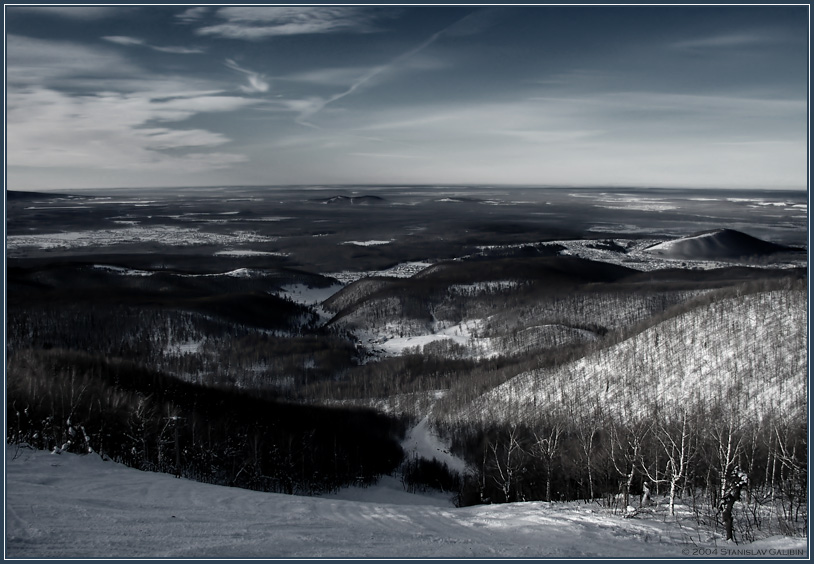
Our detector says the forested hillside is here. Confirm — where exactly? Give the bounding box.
[446,285,806,425]
[416,281,807,541]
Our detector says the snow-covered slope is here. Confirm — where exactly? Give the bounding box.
[645,229,790,260]
[6,447,806,558]
[451,289,807,425]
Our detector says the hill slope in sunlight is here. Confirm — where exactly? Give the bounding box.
[446,288,807,425]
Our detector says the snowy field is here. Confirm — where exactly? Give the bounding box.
[353,317,499,359]
[6,447,806,559]
[325,261,434,285]
[481,238,806,272]
[6,226,276,254]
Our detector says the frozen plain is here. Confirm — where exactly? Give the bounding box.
[5,446,807,559]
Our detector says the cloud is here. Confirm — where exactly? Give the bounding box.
[7,87,256,173]
[290,12,471,125]
[441,7,507,38]
[492,129,604,144]
[7,34,140,87]
[176,7,210,24]
[282,67,371,87]
[7,34,220,96]
[152,45,205,55]
[6,29,262,179]
[288,89,804,188]
[8,6,123,19]
[349,152,424,160]
[102,35,205,55]
[671,31,784,50]
[224,59,270,93]
[102,35,145,47]
[197,6,383,40]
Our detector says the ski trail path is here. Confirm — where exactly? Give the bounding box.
[6,447,807,558]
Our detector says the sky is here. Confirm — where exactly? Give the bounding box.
[4,4,809,191]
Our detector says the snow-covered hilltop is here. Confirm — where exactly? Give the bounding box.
[645,228,794,260]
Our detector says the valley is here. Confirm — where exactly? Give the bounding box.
[5,184,808,556]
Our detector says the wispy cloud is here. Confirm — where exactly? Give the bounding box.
[671,31,784,50]
[7,87,256,172]
[281,67,371,87]
[103,35,204,55]
[7,35,216,96]
[8,6,123,20]
[176,7,210,24]
[291,88,804,187]
[102,35,144,47]
[291,11,478,126]
[224,59,270,94]
[152,45,205,55]
[349,152,424,160]
[197,6,383,40]
[7,34,139,87]
[7,35,262,175]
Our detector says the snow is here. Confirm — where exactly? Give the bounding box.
[92,264,153,276]
[485,237,807,272]
[341,240,393,246]
[402,416,470,476]
[448,280,520,295]
[355,318,499,359]
[214,249,288,257]
[92,264,271,279]
[243,216,293,222]
[325,261,433,285]
[193,268,258,278]
[278,283,344,306]
[7,226,276,253]
[164,339,204,355]
[646,230,722,252]
[460,290,807,425]
[562,193,680,212]
[321,474,455,508]
[8,446,805,559]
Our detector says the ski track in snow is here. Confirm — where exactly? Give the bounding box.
[8,447,805,559]
[401,416,470,475]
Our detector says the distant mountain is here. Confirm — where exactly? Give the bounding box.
[644,229,792,260]
[320,195,385,205]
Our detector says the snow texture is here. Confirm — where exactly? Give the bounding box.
[456,290,807,425]
[7,226,276,253]
[7,446,806,559]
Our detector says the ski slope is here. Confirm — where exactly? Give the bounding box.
[5,447,806,559]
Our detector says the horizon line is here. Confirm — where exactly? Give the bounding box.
[6,183,809,193]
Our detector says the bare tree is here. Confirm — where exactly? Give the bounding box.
[640,409,693,516]
[530,419,564,503]
[485,425,527,503]
[713,416,744,507]
[609,419,650,508]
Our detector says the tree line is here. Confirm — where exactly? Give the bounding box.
[7,348,407,495]
[442,403,805,543]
